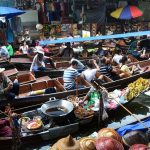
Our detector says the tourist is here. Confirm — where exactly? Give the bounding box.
[56,42,74,57]
[70,54,85,73]
[5,42,14,57]
[99,57,115,80]
[120,56,136,77]
[112,49,123,66]
[0,42,10,60]
[0,68,19,100]
[63,60,84,90]
[19,42,29,54]
[81,59,104,83]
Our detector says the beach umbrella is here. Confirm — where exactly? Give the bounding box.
[0,6,25,19]
[110,5,143,20]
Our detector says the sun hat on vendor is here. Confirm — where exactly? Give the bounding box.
[0,68,5,73]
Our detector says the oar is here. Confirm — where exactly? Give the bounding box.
[113,99,150,129]
[93,80,150,130]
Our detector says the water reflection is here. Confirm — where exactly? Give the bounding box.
[107,94,150,129]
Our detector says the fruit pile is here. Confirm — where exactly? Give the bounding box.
[126,78,150,101]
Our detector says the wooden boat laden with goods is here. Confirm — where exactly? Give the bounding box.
[0,77,149,147]
[102,59,150,90]
[0,78,91,109]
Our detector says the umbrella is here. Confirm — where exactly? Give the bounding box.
[0,6,25,19]
[111,5,143,20]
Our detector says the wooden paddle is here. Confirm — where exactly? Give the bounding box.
[113,99,150,129]
[93,80,150,130]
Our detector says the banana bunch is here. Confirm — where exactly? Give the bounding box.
[126,78,150,101]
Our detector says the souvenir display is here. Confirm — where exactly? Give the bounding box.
[97,128,122,142]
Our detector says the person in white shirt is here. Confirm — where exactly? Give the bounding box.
[19,42,29,54]
[30,48,56,72]
[30,50,46,72]
[112,50,123,65]
[81,59,103,83]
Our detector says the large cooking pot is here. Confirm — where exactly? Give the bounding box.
[41,99,74,118]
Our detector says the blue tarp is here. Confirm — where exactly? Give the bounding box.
[0,6,25,19]
[117,117,150,136]
[39,31,150,45]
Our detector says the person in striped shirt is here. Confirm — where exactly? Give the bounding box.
[63,60,84,90]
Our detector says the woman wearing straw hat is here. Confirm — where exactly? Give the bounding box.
[0,68,19,100]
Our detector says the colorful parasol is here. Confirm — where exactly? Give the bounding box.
[111,5,143,20]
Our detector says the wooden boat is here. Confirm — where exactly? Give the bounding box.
[101,60,150,90]
[9,72,36,85]
[4,68,18,77]
[1,78,149,147]
[0,78,91,109]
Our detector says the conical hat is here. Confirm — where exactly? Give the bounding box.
[51,135,80,150]
[97,128,121,142]
[79,137,96,150]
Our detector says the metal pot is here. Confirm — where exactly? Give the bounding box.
[40,98,74,118]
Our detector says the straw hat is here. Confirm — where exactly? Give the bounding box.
[50,135,80,150]
[0,68,5,73]
[97,128,122,143]
[79,137,96,150]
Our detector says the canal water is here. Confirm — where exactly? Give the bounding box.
[22,93,150,150]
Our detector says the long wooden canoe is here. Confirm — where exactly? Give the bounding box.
[4,68,18,77]
[1,79,149,148]
[0,78,91,109]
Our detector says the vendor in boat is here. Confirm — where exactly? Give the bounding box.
[63,60,84,90]
[30,48,56,72]
[0,68,19,100]
[55,42,74,58]
[81,59,104,83]
[0,118,12,137]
